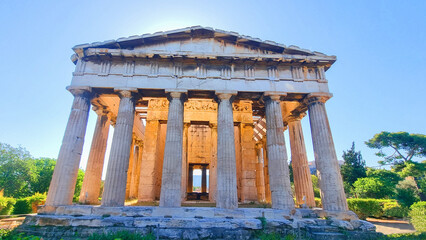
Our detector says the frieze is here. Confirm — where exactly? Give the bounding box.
[147,98,252,113]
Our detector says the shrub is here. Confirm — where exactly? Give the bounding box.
[12,193,46,214]
[409,201,426,232]
[347,198,382,219]
[383,201,409,218]
[395,178,420,208]
[0,196,16,215]
[314,198,322,208]
[12,199,32,214]
[353,177,394,199]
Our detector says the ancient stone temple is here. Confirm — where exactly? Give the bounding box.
[20,27,380,239]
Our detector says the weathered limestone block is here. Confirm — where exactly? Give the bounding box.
[160,91,186,207]
[129,142,142,198]
[255,143,266,202]
[306,93,348,211]
[209,123,218,202]
[79,107,110,204]
[46,86,92,206]
[125,137,136,199]
[215,92,238,209]
[101,88,137,207]
[264,93,294,210]
[240,123,258,202]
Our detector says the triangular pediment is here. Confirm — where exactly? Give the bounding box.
[72,26,333,59]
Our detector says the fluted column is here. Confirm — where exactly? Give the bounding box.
[288,117,316,207]
[306,93,348,211]
[181,123,190,201]
[216,91,238,209]
[262,137,271,203]
[264,93,294,210]
[187,166,193,193]
[125,136,136,199]
[46,86,92,206]
[255,143,266,202]
[159,91,186,207]
[201,166,207,193]
[79,106,110,204]
[209,123,217,202]
[129,141,142,198]
[101,88,138,207]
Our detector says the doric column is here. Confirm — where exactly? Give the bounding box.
[215,91,238,209]
[138,120,161,201]
[306,93,348,211]
[187,165,193,193]
[129,141,142,199]
[201,166,207,193]
[101,88,138,207]
[240,123,258,202]
[262,137,271,203]
[46,86,92,206]
[264,92,294,210]
[288,116,316,207]
[79,106,110,204]
[209,123,218,202]
[159,90,186,207]
[47,87,92,206]
[125,136,136,199]
[255,143,266,202]
[181,123,190,201]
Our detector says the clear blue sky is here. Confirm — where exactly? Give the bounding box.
[0,0,425,171]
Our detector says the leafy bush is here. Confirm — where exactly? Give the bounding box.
[347,198,383,219]
[12,199,32,214]
[383,201,409,218]
[409,201,426,232]
[395,178,420,208]
[0,196,16,215]
[314,198,322,208]
[353,177,394,199]
[12,193,46,214]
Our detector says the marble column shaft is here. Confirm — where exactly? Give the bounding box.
[262,138,271,203]
[201,166,207,193]
[79,107,110,204]
[129,143,142,198]
[181,123,189,201]
[187,166,193,193]
[125,138,136,199]
[101,89,137,207]
[46,86,91,206]
[255,144,266,202]
[288,119,316,207]
[159,92,185,207]
[209,123,218,202]
[307,94,348,211]
[264,95,294,210]
[216,93,238,209]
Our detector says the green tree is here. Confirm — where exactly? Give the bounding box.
[341,142,366,187]
[365,131,426,166]
[395,178,420,207]
[353,177,394,199]
[30,158,56,194]
[0,143,34,198]
[366,168,402,188]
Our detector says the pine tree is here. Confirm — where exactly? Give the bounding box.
[341,142,367,186]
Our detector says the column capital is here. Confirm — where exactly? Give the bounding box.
[92,105,110,117]
[209,122,218,129]
[263,91,287,102]
[165,89,188,102]
[286,112,307,123]
[304,92,333,106]
[114,88,139,99]
[215,90,237,101]
[66,86,92,97]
